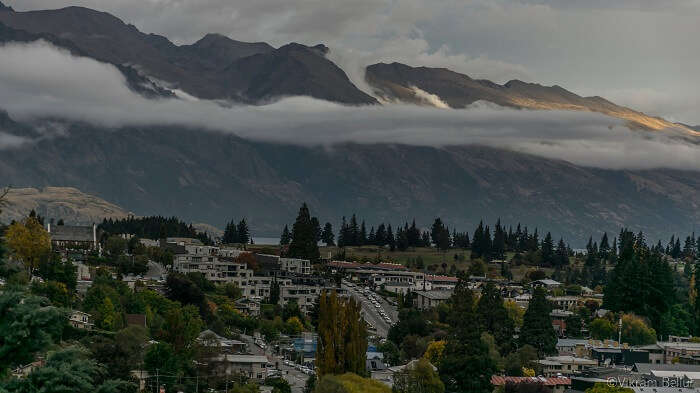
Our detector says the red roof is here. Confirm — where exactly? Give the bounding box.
[490,376,571,386]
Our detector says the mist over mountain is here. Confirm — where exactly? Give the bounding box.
[0,2,697,244]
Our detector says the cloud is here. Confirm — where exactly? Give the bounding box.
[6,0,700,123]
[0,41,698,171]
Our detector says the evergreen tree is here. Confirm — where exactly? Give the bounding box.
[492,219,506,259]
[349,215,360,246]
[337,216,348,247]
[280,225,291,245]
[359,221,367,246]
[520,287,557,357]
[541,232,554,266]
[387,225,396,251]
[439,279,496,393]
[311,217,321,244]
[237,219,250,244]
[321,222,335,246]
[288,203,320,262]
[476,282,515,355]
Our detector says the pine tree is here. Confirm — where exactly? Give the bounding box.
[288,203,320,262]
[387,225,396,251]
[476,282,515,355]
[337,216,348,247]
[237,219,250,244]
[321,222,335,246]
[541,232,554,266]
[359,221,367,246]
[439,278,496,393]
[280,225,291,245]
[520,287,557,357]
[222,220,239,244]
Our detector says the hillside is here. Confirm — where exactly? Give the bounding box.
[0,186,131,224]
[0,113,697,244]
[366,62,692,132]
[0,5,376,104]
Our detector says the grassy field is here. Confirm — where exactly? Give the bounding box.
[245,243,553,281]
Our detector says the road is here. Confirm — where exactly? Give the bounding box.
[240,334,310,393]
[342,280,398,338]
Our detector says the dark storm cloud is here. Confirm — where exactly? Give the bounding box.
[0,41,697,171]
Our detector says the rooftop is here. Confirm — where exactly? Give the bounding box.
[48,225,94,242]
[491,376,571,386]
[414,290,454,300]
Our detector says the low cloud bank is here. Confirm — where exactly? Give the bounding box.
[0,41,698,171]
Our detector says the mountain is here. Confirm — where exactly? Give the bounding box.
[0,112,697,244]
[366,62,687,131]
[0,186,131,224]
[0,5,376,104]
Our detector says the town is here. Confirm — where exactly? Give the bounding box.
[1,199,699,393]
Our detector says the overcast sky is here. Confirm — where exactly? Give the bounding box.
[5,0,700,125]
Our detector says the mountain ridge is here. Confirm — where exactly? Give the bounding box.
[0,112,697,244]
[0,4,376,104]
[365,62,691,132]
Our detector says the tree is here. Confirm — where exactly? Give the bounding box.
[520,287,557,357]
[621,314,656,345]
[423,341,446,369]
[392,358,445,393]
[476,282,515,354]
[589,318,616,340]
[322,222,335,246]
[237,219,250,244]
[223,220,240,244]
[105,235,128,257]
[0,290,67,374]
[314,373,390,393]
[585,383,634,393]
[270,280,281,305]
[316,291,367,377]
[280,225,291,245]
[288,203,320,262]
[439,278,495,393]
[5,216,50,276]
[2,347,135,393]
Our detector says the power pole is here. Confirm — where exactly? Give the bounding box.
[155,369,159,393]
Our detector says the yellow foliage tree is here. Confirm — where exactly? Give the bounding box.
[5,216,50,276]
[423,340,446,368]
[522,367,535,377]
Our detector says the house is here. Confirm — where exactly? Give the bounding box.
[636,343,665,364]
[279,257,312,276]
[413,290,453,310]
[213,354,270,380]
[531,279,562,290]
[69,310,94,330]
[197,330,247,354]
[550,309,573,337]
[633,363,700,387]
[491,376,571,393]
[557,338,589,357]
[47,223,100,252]
[538,356,597,376]
[235,297,261,317]
[548,296,581,311]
